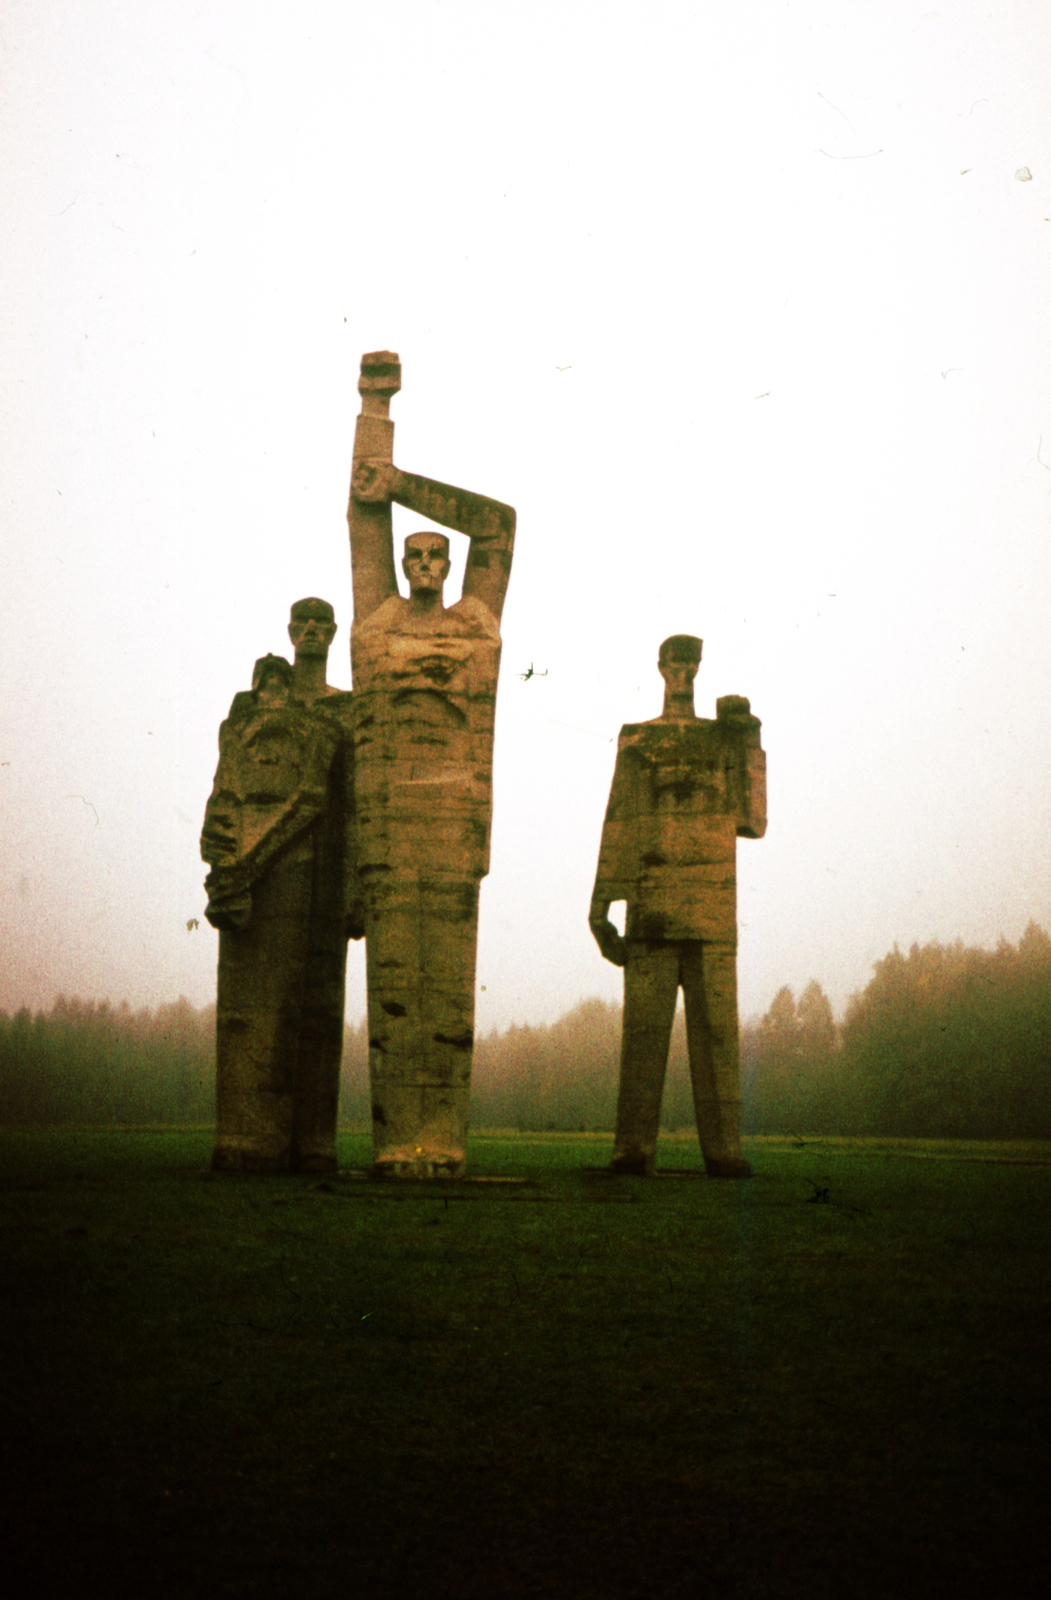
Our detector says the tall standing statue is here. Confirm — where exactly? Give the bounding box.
[589,634,766,1178]
[201,599,363,1173]
[348,351,516,1177]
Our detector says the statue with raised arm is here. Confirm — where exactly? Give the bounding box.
[348,351,515,1178]
[590,634,766,1178]
[201,599,363,1173]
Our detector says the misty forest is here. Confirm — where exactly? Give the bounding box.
[2,924,1049,1140]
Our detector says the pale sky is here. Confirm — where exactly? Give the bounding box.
[2,0,1050,1031]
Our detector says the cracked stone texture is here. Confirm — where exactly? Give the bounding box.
[201,610,361,1173]
[348,351,515,1178]
[590,638,766,1178]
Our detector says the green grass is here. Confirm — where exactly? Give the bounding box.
[2,1130,1049,1598]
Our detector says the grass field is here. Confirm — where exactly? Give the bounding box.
[2,1129,1049,1598]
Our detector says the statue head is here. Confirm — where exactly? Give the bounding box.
[657,634,702,719]
[402,532,451,598]
[288,597,337,660]
[251,653,293,703]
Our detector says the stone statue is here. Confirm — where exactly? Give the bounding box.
[589,634,766,1177]
[201,599,363,1172]
[347,351,515,1177]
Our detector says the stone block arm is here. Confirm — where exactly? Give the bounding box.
[737,746,767,839]
[347,351,515,623]
[716,696,767,839]
[200,712,245,867]
[348,418,399,624]
[202,714,340,929]
[203,783,326,930]
[390,469,516,623]
[589,740,637,966]
[348,350,401,623]
[200,793,239,869]
[238,729,337,885]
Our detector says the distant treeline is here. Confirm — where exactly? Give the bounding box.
[2,924,1050,1137]
[750,922,1051,1139]
[0,997,217,1127]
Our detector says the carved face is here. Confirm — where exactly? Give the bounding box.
[403,534,451,595]
[658,657,698,707]
[287,614,336,658]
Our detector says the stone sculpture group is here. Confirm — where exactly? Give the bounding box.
[202,352,765,1179]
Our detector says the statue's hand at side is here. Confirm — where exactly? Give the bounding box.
[203,872,253,932]
[589,898,627,967]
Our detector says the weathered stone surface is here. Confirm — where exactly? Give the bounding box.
[201,601,362,1173]
[348,351,515,1178]
[590,635,766,1177]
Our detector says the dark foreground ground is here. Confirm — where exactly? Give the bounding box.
[1,1129,1049,1600]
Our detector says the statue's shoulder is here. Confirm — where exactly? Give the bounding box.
[354,593,499,641]
[215,689,259,751]
[447,594,501,640]
[225,689,257,723]
[353,594,411,635]
[616,717,721,758]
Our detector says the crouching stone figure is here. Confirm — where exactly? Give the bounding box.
[589,634,766,1178]
[201,598,363,1172]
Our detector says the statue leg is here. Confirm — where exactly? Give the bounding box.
[289,814,349,1174]
[366,871,479,1178]
[212,838,313,1172]
[681,941,752,1178]
[611,940,680,1175]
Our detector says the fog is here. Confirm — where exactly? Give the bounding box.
[2,1,1049,1029]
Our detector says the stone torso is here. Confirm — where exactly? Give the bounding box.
[201,689,355,915]
[351,594,501,880]
[596,717,766,943]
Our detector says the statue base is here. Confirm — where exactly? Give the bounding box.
[210,1145,338,1175]
[372,1151,466,1181]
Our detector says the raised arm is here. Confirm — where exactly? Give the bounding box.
[716,696,767,840]
[348,351,401,623]
[348,350,516,625]
[390,470,515,624]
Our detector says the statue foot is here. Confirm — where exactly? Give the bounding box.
[704,1157,753,1179]
[210,1145,290,1174]
[609,1153,654,1176]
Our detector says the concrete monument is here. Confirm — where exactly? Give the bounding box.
[348,351,515,1177]
[201,599,363,1172]
[590,635,765,1177]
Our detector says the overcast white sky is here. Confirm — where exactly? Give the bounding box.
[2,0,1050,1031]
